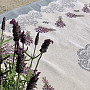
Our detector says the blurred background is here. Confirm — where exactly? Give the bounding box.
[0,0,37,14]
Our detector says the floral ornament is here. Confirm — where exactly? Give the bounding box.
[42,77,54,90]
[82,4,90,13]
[77,44,90,71]
[41,0,77,13]
[35,26,56,33]
[74,10,80,12]
[25,31,33,46]
[42,21,49,24]
[65,12,84,18]
[55,16,66,28]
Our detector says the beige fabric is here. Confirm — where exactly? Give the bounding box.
[0,0,90,90]
[0,0,37,14]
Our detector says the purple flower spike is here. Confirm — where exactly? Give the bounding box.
[15,47,24,56]
[21,31,26,44]
[35,32,39,45]
[26,71,41,90]
[10,19,16,25]
[1,17,6,30]
[40,39,53,53]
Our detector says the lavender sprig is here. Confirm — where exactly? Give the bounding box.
[40,39,53,53]
[10,19,21,42]
[26,71,41,90]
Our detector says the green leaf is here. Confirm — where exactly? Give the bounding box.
[3,55,10,60]
[3,70,10,75]
[6,72,16,79]
[0,37,13,45]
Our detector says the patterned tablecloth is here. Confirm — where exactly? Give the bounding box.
[0,0,90,90]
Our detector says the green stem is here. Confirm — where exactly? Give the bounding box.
[0,29,3,90]
[35,53,42,70]
[24,51,32,58]
[16,73,20,90]
[34,53,41,59]
[33,45,36,57]
[0,85,3,90]
[22,43,24,49]
[26,45,37,81]
[12,42,16,69]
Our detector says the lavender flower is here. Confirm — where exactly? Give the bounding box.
[26,71,41,90]
[42,77,54,90]
[35,26,55,33]
[0,72,3,85]
[25,31,33,46]
[21,31,26,44]
[1,42,15,63]
[55,16,66,28]
[10,19,21,41]
[65,12,84,18]
[23,67,34,75]
[40,39,53,53]
[16,47,25,73]
[1,17,6,30]
[82,4,90,13]
[35,32,39,45]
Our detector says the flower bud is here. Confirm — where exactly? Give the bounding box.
[35,32,39,45]
[21,31,26,44]
[1,17,6,30]
[26,71,41,90]
[40,39,53,53]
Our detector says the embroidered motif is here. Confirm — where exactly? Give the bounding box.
[65,12,84,18]
[35,26,56,33]
[41,0,77,13]
[55,16,66,28]
[82,4,90,13]
[77,44,90,71]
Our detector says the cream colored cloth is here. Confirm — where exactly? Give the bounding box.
[0,0,90,90]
